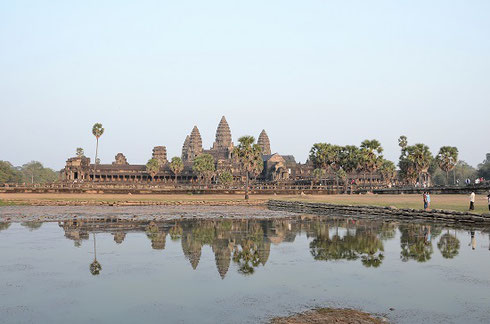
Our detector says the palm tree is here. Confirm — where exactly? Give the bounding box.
[92,123,104,181]
[338,145,361,193]
[436,146,459,185]
[407,144,433,186]
[76,147,84,157]
[360,139,383,189]
[90,233,102,275]
[146,158,160,182]
[309,143,338,189]
[379,159,396,186]
[169,157,184,184]
[192,154,215,185]
[233,136,263,200]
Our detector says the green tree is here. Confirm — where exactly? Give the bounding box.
[218,170,233,187]
[20,161,58,184]
[407,144,433,185]
[0,161,22,184]
[91,123,104,180]
[76,147,85,157]
[477,156,490,180]
[436,146,458,185]
[192,154,215,184]
[338,145,361,192]
[169,157,184,184]
[233,136,263,199]
[311,168,326,189]
[359,139,384,189]
[379,159,396,185]
[146,158,160,181]
[309,143,338,188]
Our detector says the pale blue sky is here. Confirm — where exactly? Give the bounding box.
[1,0,489,170]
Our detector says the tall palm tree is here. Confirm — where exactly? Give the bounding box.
[233,136,263,200]
[436,146,458,185]
[92,123,104,181]
[407,144,432,185]
[170,157,184,184]
[309,143,338,189]
[360,139,383,189]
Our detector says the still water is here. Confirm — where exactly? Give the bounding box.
[1,207,489,323]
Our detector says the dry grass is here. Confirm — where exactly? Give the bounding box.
[0,193,488,214]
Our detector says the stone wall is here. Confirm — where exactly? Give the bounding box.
[267,200,490,226]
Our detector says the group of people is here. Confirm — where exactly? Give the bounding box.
[423,191,490,211]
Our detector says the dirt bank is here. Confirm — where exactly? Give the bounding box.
[270,308,387,324]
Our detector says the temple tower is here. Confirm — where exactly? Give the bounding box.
[212,116,233,150]
[182,126,203,162]
[113,153,129,165]
[257,130,271,155]
[152,146,168,166]
[181,135,190,160]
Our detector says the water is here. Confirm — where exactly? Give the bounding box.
[1,206,489,323]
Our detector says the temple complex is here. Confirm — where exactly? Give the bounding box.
[61,116,312,184]
[60,116,382,185]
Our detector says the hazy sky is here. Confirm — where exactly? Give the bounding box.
[1,0,489,170]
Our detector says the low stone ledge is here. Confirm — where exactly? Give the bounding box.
[267,200,490,225]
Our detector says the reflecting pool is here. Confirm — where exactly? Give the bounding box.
[1,208,489,323]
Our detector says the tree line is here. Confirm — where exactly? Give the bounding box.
[0,161,58,184]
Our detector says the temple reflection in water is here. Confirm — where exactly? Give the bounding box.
[49,215,490,278]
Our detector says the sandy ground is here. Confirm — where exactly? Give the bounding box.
[270,308,387,324]
[0,193,488,214]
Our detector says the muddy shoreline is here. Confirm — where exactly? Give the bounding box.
[270,308,388,323]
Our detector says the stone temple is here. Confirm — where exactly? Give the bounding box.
[61,116,311,184]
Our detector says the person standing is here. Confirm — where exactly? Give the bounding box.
[426,192,431,210]
[469,192,475,210]
[487,192,490,211]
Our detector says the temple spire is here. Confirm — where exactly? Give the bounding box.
[257,129,271,155]
[212,116,233,150]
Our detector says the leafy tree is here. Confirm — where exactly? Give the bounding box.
[92,123,104,180]
[338,145,361,192]
[76,147,85,157]
[359,139,384,188]
[192,154,215,184]
[218,170,233,186]
[233,136,263,199]
[398,137,432,186]
[436,146,458,185]
[379,159,396,185]
[477,157,490,179]
[0,161,22,184]
[20,161,58,184]
[309,143,338,189]
[407,144,433,185]
[146,158,160,181]
[169,157,184,184]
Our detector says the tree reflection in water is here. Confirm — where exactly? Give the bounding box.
[0,222,10,232]
[399,224,433,262]
[53,216,471,277]
[309,220,387,267]
[437,231,460,259]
